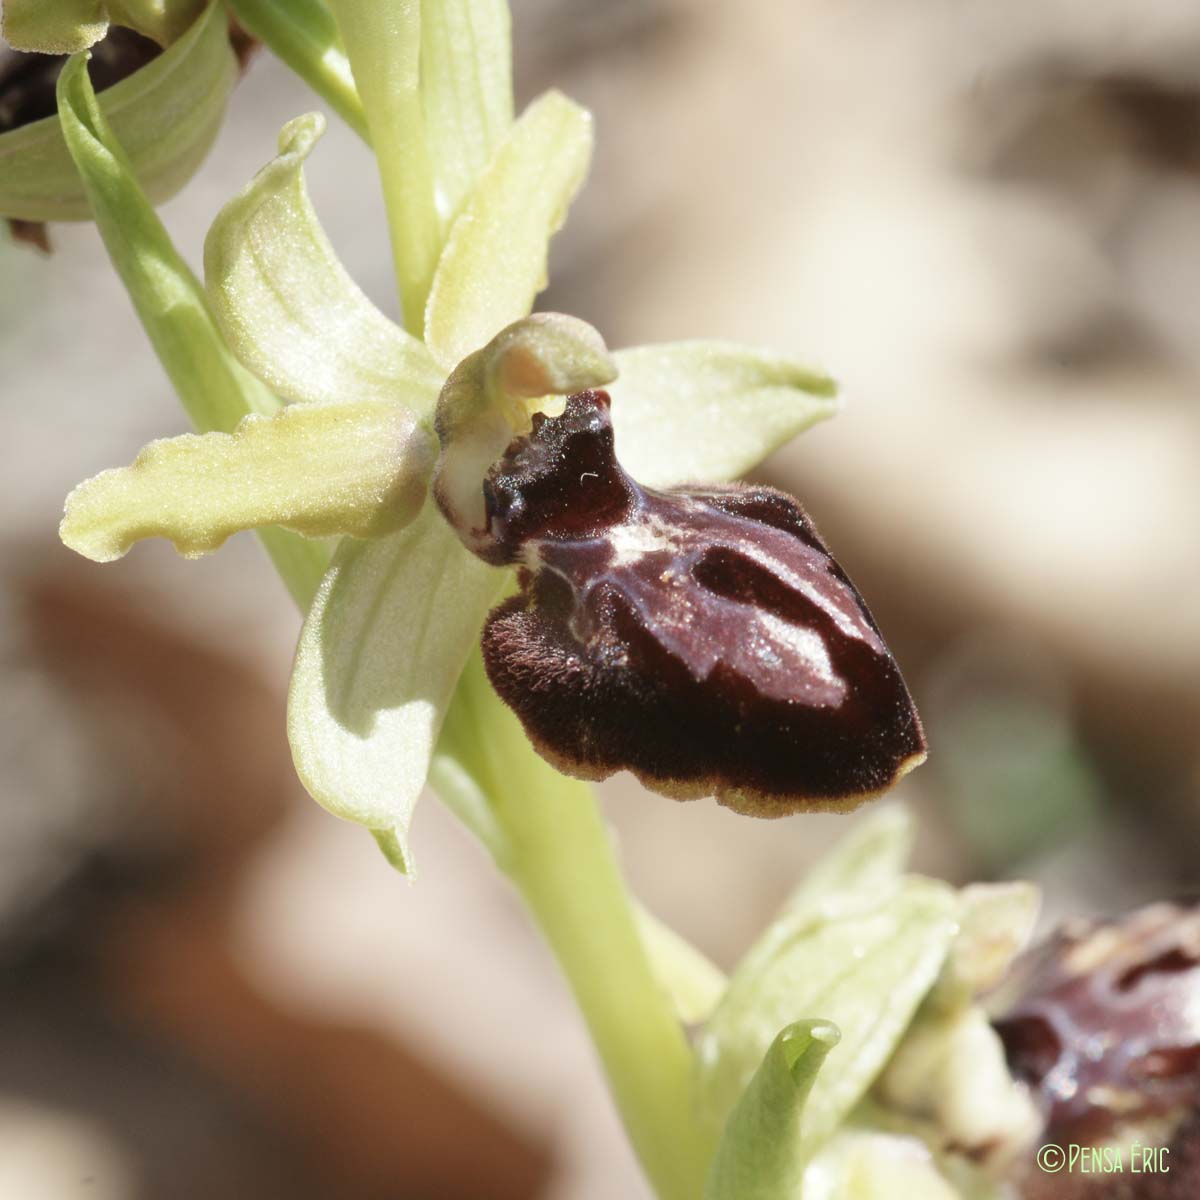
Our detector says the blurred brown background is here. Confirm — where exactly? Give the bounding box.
[2,0,1199,1195]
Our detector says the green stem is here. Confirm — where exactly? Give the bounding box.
[325,0,441,333]
[442,654,714,1200]
[226,0,369,141]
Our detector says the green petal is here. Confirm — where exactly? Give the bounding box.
[636,906,727,1027]
[55,50,328,607]
[705,1021,841,1200]
[420,0,513,232]
[2,0,107,53]
[607,341,838,488]
[424,89,593,370]
[287,503,504,872]
[204,111,444,411]
[61,401,434,562]
[1,1,235,220]
[696,877,959,1147]
[227,0,368,140]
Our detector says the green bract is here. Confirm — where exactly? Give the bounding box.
[0,0,234,220]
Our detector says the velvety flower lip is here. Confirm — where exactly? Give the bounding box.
[459,388,926,816]
[992,901,1200,1144]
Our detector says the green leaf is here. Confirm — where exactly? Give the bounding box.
[636,906,727,1026]
[2,0,107,53]
[327,0,439,332]
[424,89,593,370]
[2,1,235,220]
[705,1020,841,1200]
[227,0,368,140]
[696,877,959,1148]
[61,401,434,562]
[607,341,838,489]
[420,0,512,233]
[204,111,444,412]
[55,49,328,606]
[287,503,505,872]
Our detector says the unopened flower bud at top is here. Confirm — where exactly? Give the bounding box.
[436,363,926,817]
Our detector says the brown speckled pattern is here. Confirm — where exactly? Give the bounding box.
[466,389,925,816]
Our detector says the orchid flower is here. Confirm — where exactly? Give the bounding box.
[56,66,844,871]
[36,4,981,1197]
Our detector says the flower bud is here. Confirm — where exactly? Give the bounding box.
[993,902,1200,1144]
[463,387,926,816]
[0,2,236,224]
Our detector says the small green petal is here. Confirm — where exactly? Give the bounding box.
[636,906,727,1026]
[61,401,434,562]
[227,0,368,140]
[705,1021,841,1200]
[696,878,959,1147]
[1,1,234,220]
[2,0,107,53]
[607,341,838,488]
[424,89,593,370]
[55,50,328,606]
[420,0,513,232]
[287,503,505,872]
[204,111,444,411]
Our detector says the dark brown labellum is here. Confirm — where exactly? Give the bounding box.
[452,388,925,816]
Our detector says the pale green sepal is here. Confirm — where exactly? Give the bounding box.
[433,313,616,550]
[420,0,513,231]
[2,0,106,53]
[204,112,444,411]
[287,503,505,871]
[327,0,439,333]
[227,0,368,140]
[56,51,328,609]
[782,805,914,924]
[705,1020,841,1200]
[802,1128,962,1200]
[61,401,435,562]
[736,806,915,987]
[636,906,727,1026]
[696,877,959,1143]
[608,341,838,489]
[2,2,234,221]
[424,89,593,371]
[927,882,1041,1013]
